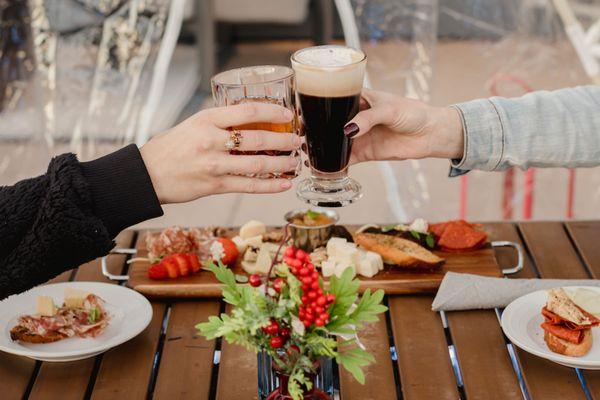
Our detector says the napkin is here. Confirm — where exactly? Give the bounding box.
[431,272,600,311]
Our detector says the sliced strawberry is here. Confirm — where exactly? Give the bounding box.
[187,253,201,273]
[217,238,239,266]
[148,263,168,280]
[173,253,191,276]
[161,256,180,278]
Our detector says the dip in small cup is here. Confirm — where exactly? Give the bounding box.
[284,209,339,252]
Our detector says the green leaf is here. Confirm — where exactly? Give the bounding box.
[306,209,320,220]
[336,346,375,385]
[87,308,100,324]
[305,335,338,358]
[328,267,360,322]
[410,230,420,239]
[425,234,435,249]
[195,315,225,340]
[381,224,396,232]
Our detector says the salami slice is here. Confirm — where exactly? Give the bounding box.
[436,222,487,251]
[541,322,584,344]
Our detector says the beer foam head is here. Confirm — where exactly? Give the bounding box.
[291,46,366,97]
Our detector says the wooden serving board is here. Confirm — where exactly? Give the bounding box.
[127,226,502,298]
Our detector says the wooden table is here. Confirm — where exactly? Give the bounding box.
[3,221,600,400]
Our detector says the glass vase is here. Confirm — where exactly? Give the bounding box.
[257,352,333,400]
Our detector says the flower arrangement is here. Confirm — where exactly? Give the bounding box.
[196,246,387,400]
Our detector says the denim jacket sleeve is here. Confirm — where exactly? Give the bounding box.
[449,85,600,176]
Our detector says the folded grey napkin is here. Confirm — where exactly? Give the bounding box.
[432,272,600,311]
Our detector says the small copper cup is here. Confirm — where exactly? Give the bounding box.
[284,209,339,252]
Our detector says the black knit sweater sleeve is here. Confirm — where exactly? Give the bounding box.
[0,144,163,299]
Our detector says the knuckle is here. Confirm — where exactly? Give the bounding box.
[198,136,214,152]
[210,179,224,192]
[202,157,219,175]
[245,180,258,193]
[240,103,258,119]
[251,133,265,149]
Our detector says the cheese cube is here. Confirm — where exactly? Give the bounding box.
[326,237,347,255]
[64,288,90,308]
[321,260,336,277]
[231,236,247,253]
[239,220,266,240]
[37,296,57,317]
[245,235,263,248]
[357,252,381,278]
[334,262,356,279]
[365,251,384,271]
[329,242,359,264]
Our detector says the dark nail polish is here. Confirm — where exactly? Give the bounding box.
[344,123,359,138]
[304,160,309,167]
[301,143,307,152]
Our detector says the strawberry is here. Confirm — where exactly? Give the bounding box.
[216,238,239,266]
[161,256,180,278]
[173,253,191,277]
[187,253,201,273]
[148,263,168,280]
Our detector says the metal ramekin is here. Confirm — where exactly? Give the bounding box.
[284,209,339,252]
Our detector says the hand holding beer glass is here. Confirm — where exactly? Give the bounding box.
[292,45,366,207]
[211,66,299,179]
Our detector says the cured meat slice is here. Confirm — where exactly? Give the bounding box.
[437,222,487,251]
[541,322,584,344]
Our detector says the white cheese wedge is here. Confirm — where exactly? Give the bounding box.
[365,251,384,271]
[239,220,266,240]
[321,259,336,277]
[255,243,275,275]
[64,288,90,308]
[37,296,57,317]
[231,236,248,253]
[334,262,356,278]
[245,235,264,248]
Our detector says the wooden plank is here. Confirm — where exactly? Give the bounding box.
[443,223,535,399]
[91,302,166,400]
[388,296,459,400]
[90,232,166,400]
[216,305,259,400]
[514,222,589,399]
[339,315,397,400]
[565,221,600,398]
[29,231,135,400]
[153,300,220,400]
[566,221,600,278]
[446,310,521,400]
[128,227,502,298]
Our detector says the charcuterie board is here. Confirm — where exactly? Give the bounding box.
[125,226,504,298]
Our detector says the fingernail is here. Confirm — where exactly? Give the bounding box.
[344,123,359,138]
[281,181,292,189]
[304,160,309,167]
[301,143,307,152]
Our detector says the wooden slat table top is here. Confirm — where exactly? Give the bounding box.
[5,221,600,400]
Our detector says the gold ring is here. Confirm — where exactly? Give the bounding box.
[225,128,243,151]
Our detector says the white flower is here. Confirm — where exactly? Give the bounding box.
[409,218,429,234]
[291,316,305,336]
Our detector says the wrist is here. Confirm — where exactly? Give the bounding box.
[428,106,464,159]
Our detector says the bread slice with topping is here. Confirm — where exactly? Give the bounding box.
[354,232,444,269]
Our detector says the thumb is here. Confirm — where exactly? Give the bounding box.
[343,104,395,139]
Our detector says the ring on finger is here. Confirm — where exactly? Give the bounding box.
[225,128,243,151]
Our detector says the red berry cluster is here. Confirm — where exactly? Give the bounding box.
[262,319,291,348]
[284,246,336,329]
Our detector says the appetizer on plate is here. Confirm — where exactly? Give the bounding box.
[10,288,110,344]
[542,288,600,357]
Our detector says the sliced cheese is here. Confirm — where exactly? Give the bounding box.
[245,235,264,248]
[231,236,248,253]
[239,220,266,240]
[64,288,90,308]
[255,243,275,275]
[565,287,600,318]
[37,296,57,317]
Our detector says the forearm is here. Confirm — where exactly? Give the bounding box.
[450,85,600,173]
[0,145,163,299]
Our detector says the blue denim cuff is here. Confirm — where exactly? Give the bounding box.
[449,99,504,173]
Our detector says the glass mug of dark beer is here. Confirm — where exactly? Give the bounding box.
[291,45,366,207]
[211,65,299,178]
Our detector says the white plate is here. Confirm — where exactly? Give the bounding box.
[0,282,152,362]
[501,286,600,369]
